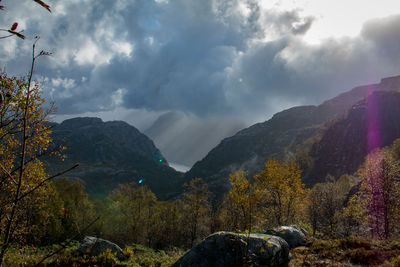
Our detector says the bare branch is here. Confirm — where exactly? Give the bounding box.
[17,163,79,202]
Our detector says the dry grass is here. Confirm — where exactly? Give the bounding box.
[289,238,400,267]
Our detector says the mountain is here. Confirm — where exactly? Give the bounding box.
[185,75,400,194]
[307,90,400,184]
[46,117,184,199]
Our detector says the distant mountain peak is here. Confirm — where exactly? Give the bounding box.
[46,116,183,199]
[59,117,104,129]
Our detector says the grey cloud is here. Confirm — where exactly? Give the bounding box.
[87,1,317,117]
[361,15,400,67]
[221,14,400,118]
[291,16,314,35]
[262,10,315,36]
[2,1,400,125]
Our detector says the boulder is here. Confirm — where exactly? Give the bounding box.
[265,225,307,248]
[173,231,290,267]
[76,236,124,259]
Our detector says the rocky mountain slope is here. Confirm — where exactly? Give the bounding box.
[185,75,400,194]
[307,90,400,184]
[46,117,183,199]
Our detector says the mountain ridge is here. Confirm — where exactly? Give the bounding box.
[185,75,400,195]
[46,117,184,199]
[307,90,400,184]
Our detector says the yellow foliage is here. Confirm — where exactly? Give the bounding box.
[0,71,60,249]
[357,148,400,239]
[226,171,259,232]
[254,159,306,226]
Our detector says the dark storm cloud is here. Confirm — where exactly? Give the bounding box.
[2,1,400,122]
[79,0,319,117]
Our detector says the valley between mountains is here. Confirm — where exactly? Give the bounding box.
[3,72,400,266]
[47,75,400,200]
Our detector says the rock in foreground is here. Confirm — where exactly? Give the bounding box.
[76,236,124,259]
[173,231,290,267]
[265,225,307,248]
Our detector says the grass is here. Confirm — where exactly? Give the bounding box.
[3,242,184,266]
[127,244,184,267]
[3,241,80,266]
[5,237,400,266]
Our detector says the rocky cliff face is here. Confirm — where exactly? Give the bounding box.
[307,90,400,184]
[185,75,400,195]
[46,117,183,199]
[185,106,326,193]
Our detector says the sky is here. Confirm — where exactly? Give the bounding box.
[1,0,400,170]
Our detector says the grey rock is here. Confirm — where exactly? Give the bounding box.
[173,231,290,267]
[265,225,307,248]
[76,236,124,259]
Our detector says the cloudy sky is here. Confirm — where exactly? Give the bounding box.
[1,0,400,169]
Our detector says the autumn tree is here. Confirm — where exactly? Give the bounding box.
[222,171,259,232]
[322,175,349,237]
[0,36,100,264]
[339,193,367,237]
[306,175,351,238]
[151,201,181,249]
[53,178,96,239]
[307,183,323,237]
[104,182,157,245]
[254,159,306,226]
[179,178,210,248]
[0,72,53,263]
[391,138,400,161]
[0,40,78,264]
[358,147,400,239]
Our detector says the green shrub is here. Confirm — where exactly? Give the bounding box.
[391,255,400,267]
[310,239,339,252]
[128,244,184,267]
[383,240,400,251]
